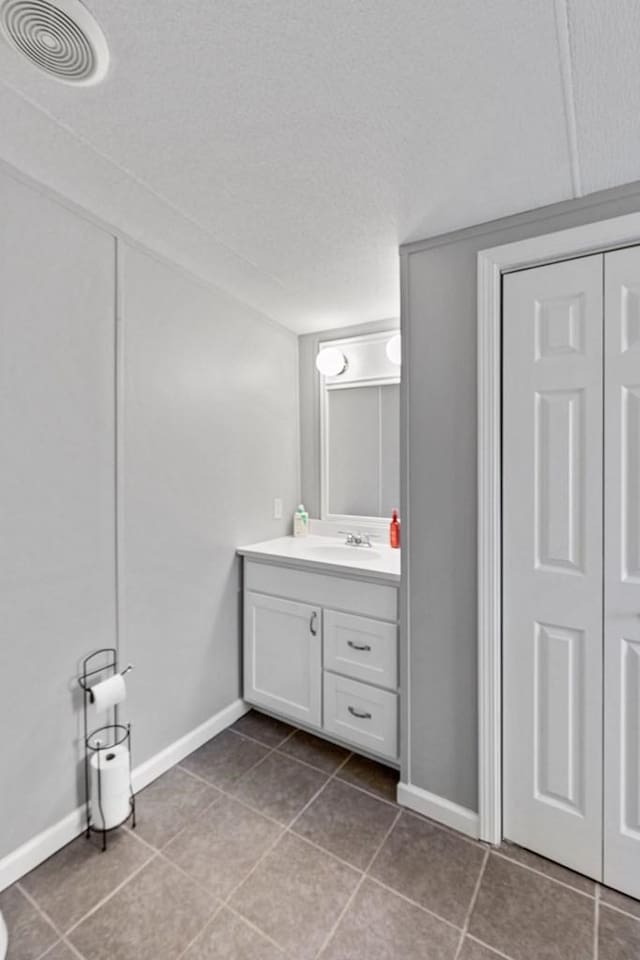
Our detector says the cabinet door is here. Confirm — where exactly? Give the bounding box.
[244,592,321,726]
[503,255,604,879]
[603,247,640,899]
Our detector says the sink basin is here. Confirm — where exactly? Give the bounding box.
[306,544,381,562]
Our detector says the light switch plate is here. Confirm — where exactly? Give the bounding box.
[273,498,283,520]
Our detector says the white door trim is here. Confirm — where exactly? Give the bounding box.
[477,210,640,845]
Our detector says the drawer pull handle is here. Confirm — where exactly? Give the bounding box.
[347,641,371,652]
[348,705,372,720]
[310,611,318,636]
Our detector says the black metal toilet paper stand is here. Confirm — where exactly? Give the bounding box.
[78,648,136,851]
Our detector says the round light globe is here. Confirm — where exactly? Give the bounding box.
[386,333,401,365]
[315,347,347,376]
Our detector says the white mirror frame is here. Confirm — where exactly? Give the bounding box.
[319,330,400,528]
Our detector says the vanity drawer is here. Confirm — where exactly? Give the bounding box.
[245,560,397,621]
[323,610,398,690]
[323,673,398,761]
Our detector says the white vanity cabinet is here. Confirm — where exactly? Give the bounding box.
[242,557,400,763]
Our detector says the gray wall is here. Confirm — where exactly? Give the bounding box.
[0,166,299,864]
[0,170,116,859]
[401,179,640,812]
[299,318,399,517]
[120,244,299,763]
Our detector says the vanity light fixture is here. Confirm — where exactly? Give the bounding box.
[315,346,348,376]
[386,333,401,365]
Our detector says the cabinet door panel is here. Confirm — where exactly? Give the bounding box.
[244,592,321,726]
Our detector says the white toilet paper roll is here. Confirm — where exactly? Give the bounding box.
[90,744,131,830]
[90,673,126,713]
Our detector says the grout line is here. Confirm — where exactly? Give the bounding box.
[454,848,489,959]
[173,902,224,960]
[491,850,597,900]
[464,935,516,960]
[224,901,296,957]
[59,852,157,939]
[597,900,640,923]
[220,749,355,913]
[313,807,403,959]
[16,883,89,958]
[364,875,463,933]
[594,884,600,960]
[147,791,225,853]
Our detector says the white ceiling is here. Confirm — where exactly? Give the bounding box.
[1,0,639,333]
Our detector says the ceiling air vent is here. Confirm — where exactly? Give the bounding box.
[0,0,109,84]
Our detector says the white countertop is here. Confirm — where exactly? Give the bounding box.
[237,534,401,584]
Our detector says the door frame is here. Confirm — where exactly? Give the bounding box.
[477,210,640,845]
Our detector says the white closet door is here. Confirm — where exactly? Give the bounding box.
[603,246,640,899]
[503,255,604,878]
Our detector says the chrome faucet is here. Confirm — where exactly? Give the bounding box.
[339,530,376,547]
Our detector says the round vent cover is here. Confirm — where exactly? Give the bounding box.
[0,0,109,84]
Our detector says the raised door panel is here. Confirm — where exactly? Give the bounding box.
[244,591,322,726]
[503,255,603,879]
[603,246,640,899]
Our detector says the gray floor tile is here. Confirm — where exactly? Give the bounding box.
[135,766,220,848]
[230,832,359,960]
[600,885,640,919]
[164,796,282,898]
[457,937,509,960]
[468,854,594,960]
[68,856,217,960]
[599,904,640,960]
[183,907,285,959]
[369,811,485,925]
[180,731,269,788]
[498,842,595,895]
[293,778,398,869]
[230,711,295,748]
[336,754,398,802]
[0,885,57,960]
[278,731,350,774]
[41,943,78,960]
[227,752,327,825]
[320,877,460,960]
[20,830,152,932]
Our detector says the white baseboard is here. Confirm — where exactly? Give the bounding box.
[0,698,249,892]
[131,698,248,793]
[397,782,480,840]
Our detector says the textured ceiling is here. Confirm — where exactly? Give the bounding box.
[0,0,638,332]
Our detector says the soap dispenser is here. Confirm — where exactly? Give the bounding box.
[293,504,309,537]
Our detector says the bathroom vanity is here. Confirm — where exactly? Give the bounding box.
[237,535,401,763]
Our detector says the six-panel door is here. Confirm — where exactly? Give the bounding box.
[503,255,604,879]
[244,591,322,726]
[604,246,640,899]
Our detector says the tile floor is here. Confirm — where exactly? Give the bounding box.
[3,710,640,960]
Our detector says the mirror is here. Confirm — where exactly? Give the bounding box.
[319,330,400,524]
